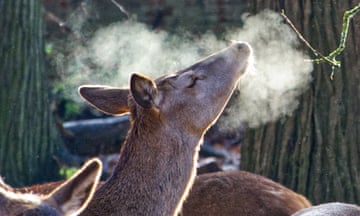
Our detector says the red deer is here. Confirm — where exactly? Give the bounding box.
[181,170,311,216]
[0,158,102,216]
[291,202,360,216]
[15,41,311,216]
[78,41,253,215]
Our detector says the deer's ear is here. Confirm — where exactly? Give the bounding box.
[45,158,102,216]
[78,85,130,115]
[130,73,158,109]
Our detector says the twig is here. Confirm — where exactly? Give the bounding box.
[325,3,360,62]
[110,0,130,19]
[281,10,323,58]
[281,3,360,80]
[45,11,72,33]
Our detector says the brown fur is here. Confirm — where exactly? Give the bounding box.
[181,170,311,216]
[78,42,252,216]
[0,158,102,216]
[19,170,311,216]
[17,180,65,195]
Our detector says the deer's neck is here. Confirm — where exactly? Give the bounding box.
[82,116,202,216]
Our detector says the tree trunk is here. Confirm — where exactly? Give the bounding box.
[241,0,360,204]
[0,0,60,186]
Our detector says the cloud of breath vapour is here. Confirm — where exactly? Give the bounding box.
[61,10,313,129]
[220,10,313,129]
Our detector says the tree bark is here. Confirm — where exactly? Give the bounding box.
[241,0,360,204]
[0,0,60,186]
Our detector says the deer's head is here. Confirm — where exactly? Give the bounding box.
[79,42,252,137]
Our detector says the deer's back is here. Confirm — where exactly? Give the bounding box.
[182,170,311,216]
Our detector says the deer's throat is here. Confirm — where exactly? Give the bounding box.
[98,124,202,215]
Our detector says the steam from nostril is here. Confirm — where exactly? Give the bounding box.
[59,10,313,129]
[217,10,313,130]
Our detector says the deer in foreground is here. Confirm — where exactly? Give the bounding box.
[15,41,311,215]
[77,41,252,215]
[181,170,311,216]
[291,202,360,216]
[0,158,102,216]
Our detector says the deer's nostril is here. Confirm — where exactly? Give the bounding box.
[233,42,251,54]
[236,43,246,50]
[230,41,250,50]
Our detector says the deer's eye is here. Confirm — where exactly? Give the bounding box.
[187,75,205,88]
[187,77,198,88]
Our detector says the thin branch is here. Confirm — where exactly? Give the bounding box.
[110,0,130,19]
[45,11,72,34]
[281,3,360,80]
[281,10,322,58]
[326,3,360,60]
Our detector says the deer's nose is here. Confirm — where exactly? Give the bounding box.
[235,42,250,51]
[232,41,251,56]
